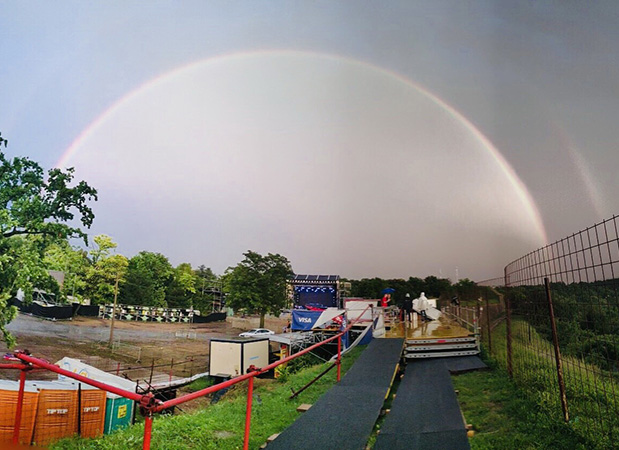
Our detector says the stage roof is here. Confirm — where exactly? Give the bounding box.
[290,274,340,284]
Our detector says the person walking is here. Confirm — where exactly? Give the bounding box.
[403,293,413,322]
[417,292,430,321]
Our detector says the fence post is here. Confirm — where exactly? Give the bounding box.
[12,367,27,445]
[544,278,570,423]
[243,375,254,450]
[506,295,513,379]
[77,383,82,436]
[486,294,492,354]
[475,301,481,352]
[337,335,342,382]
[143,413,153,450]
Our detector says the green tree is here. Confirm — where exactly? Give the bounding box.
[453,278,479,303]
[119,251,173,306]
[166,263,197,308]
[423,275,452,299]
[43,240,90,301]
[88,234,117,264]
[84,235,128,305]
[0,132,97,346]
[350,277,387,299]
[226,251,293,327]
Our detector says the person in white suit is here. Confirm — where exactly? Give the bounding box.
[417,292,430,321]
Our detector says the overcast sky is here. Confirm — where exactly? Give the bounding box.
[2,1,618,281]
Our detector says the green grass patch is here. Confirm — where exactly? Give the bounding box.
[453,368,588,449]
[51,346,364,450]
[483,319,619,448]
[183,376,216,393]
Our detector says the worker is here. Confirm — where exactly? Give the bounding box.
[403,293,413,322]
[417,292,430,321]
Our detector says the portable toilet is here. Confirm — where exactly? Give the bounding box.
[104,393,134,434]
[69,382,107,439]
[31,381,79,446]
[0,380,39,445]
[55,357,137,435]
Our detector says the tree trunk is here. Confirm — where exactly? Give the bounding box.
[259,312,265,328]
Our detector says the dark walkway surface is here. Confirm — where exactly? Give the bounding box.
[374,356,486,450]
[269,338,404,450]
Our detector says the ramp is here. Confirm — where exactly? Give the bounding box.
[374,356,485,450]
[269,338,403,450]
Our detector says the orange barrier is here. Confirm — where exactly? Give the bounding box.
[12,304,372,450]
[75,384,107,439]
[0,380,38,445]
[31,382,79,446]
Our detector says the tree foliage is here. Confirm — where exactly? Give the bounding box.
[119,251,173,307]
[44,240,90,301]
[0,132,97,346]
[348,275,457,306]
[166,262,197,309]
[84,235,128,305]
[0,134,97,243]
[226,251,293,327]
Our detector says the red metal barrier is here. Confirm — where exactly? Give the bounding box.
[143,414,153,450]
[14,352,145,403]
[13,368,27,445]
[243,372,255,450]
[12,304,372,449]
[337,335,342,382]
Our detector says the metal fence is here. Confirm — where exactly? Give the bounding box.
[483,215,619,447]
[1,306,370,449]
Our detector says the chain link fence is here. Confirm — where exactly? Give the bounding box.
[480,215,619,447]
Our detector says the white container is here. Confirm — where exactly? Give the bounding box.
[209,337,269,377]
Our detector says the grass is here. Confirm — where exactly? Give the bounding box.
[51,346,364,449]
[482,320,619,449]
[45,320,619,449]
[453,365,588,449]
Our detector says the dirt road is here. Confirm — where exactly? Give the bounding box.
[7,314,227,343]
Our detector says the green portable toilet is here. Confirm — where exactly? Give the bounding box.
[104,394,134,434]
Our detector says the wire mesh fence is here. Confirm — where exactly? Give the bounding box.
[483,214,619,447]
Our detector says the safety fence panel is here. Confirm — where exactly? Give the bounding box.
[7,305,370,449]
[0,365,111,447]
[500,214,619,448]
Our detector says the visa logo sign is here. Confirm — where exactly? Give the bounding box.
[298,317,313,323]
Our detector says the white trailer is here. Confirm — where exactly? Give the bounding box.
[209,337,270,378]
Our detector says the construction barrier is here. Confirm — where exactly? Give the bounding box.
[7,305,370,449]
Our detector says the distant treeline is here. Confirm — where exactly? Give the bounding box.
[345,276,496,306]
[506,280,619,372]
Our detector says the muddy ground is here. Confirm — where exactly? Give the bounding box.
[3,313,288,386]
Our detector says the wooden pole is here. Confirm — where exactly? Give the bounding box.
[545,278,570,423]
[108,276,120,347]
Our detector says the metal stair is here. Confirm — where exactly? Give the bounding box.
[404,336,480,359]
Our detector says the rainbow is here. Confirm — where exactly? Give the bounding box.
[55,50,548,245]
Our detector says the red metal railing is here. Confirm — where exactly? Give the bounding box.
[8,305,369,449]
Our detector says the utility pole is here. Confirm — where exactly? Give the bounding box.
[108,275,120,348]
